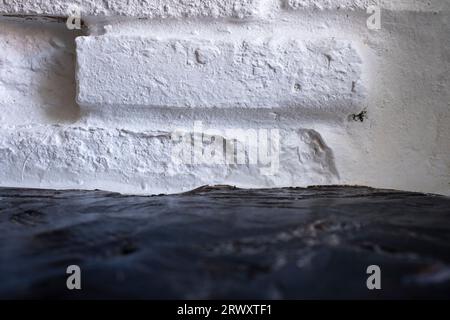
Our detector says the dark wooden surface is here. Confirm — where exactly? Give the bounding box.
[1,185,450,299]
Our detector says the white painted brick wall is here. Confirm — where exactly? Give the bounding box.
[0,1,449,195]
[0,125,338,193]
[0,0,265,19]
[1,0,446,17]
[76,36,363,111]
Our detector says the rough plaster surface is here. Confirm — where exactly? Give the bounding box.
[0,125,338,194]
[0,21,80,124]
[283,0,448,11]
[0,0,265,19]
[76,36,363,111]
[1,0,447,17]
[0,1,449,196]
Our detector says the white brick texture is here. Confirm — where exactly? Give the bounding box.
[2,0,446,17]
[0,0,264,19]
[76,36,363,111]
[1,0,449,196]
[0,125,338,194]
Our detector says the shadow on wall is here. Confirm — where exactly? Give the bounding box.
[0,18,82,125]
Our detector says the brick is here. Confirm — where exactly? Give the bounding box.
[76,36,364,112]
[284,0,374,10]
[0,125,339,194]
[282,0,448,11]
[0,0,263,19]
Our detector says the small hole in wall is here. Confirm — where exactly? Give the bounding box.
[350,109,368,122]
[324,54,333,68]
[293,83,302,92]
